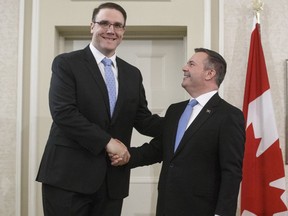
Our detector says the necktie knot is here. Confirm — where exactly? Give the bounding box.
[102,58,113,67]
[188,99,198,107]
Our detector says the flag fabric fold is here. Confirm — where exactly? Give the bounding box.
[241,23,288,216]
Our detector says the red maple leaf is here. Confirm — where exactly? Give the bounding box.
[241,124,287,215]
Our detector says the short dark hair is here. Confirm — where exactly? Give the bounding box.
[92,2,127,26]
[195,48,227,87]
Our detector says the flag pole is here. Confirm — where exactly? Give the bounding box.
[252,0,264,24]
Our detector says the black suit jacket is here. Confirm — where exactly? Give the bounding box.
[130,93,245,216]
[36,45,162,199]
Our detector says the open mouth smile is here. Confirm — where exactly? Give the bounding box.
[103,36,116,41]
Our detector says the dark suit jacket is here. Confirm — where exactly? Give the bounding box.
[36,45,162,199]
[130,93,245,216]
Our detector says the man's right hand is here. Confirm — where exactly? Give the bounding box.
[106,138,130,165]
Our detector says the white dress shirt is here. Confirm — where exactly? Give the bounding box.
[186,90,218,128]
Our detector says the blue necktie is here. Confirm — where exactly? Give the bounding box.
[102,58,117,117]
[174,99,198,152]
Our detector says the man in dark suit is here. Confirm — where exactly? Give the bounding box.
[112,48,245,216]
[36,2,162,216]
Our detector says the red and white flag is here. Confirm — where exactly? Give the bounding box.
[241,23,288,215]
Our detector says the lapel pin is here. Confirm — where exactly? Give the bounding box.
[206,109,211,114]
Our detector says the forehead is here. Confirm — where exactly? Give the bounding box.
[188,52,208,65]
[95,8,125,23]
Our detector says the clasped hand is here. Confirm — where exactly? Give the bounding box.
[106,138,130,166]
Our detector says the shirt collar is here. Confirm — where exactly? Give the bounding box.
[192,90,218,107]
[89,43,117,67]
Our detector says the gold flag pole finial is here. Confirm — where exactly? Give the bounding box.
[252,0,264,23]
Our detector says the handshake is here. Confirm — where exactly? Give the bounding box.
[106,138,130,166]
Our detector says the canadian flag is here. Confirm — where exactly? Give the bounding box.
[240,23,288,215]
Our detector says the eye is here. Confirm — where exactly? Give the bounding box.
[114,22,124,29]
[94,20,125,31]
[188,61,195,67]
[99,21,110,27]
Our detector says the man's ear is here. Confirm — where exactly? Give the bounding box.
[90,22,95,33]
[205,69,216,80]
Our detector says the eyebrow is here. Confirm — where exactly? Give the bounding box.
[188,60,197,65]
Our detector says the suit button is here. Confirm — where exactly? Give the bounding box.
[170,163,174,168]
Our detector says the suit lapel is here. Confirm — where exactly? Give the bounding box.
[173,94,222,155]
[83,46,111,117]
[83,52,130,122]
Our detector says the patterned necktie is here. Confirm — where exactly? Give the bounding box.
[102,58,117,117]
[174,99,198,152]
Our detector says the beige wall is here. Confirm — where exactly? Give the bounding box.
[1,0,287,215]
[0,0,19,215]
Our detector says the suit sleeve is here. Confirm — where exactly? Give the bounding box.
[49,54,110,156]
[129,136,163,168]
[215,108,245,215]
[133,73,164,137]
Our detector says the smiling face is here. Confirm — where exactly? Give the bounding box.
[181,52,217,97]
[90,8,125,57]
